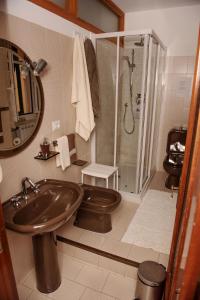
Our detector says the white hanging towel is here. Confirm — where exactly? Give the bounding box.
[71,35,95,141]
[55,136,71,171]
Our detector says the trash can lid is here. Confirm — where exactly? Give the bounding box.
[138,261,166,287]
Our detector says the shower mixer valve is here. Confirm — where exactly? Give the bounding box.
[136,93,141,105]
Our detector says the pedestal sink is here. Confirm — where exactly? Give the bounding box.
[3,179,84,293]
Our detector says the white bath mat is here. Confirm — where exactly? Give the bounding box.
[121,189,177,254]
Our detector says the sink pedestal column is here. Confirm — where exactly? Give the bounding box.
[32,232,61,293]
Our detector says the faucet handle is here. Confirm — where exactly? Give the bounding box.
[10,196,22,208]
[34,185,40,194]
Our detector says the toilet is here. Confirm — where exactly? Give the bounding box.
[74,184,121,233]
[163,127,187,189]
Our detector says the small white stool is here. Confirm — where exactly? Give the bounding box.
[81,163,119,190]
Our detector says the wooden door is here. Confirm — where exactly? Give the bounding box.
[165,28,200,299]
[0,199,19,300]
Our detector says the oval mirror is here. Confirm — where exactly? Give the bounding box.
[0,38,44,157]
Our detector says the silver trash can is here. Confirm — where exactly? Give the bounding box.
[135,261,166,300]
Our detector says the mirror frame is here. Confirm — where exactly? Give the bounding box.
[0,38,44,158]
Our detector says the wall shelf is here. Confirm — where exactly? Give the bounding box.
[34,151,59,161]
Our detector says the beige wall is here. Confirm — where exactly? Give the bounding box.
[156,56,194,170]
[0,12,91,283]
[125,5,200,57]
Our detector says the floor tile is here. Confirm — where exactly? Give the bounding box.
[74,247,99,265]
[98,256,126,276]
[80,288,115,300]
[128,245,159,263]
[158,253,169,268]
[149,171,169,192]
[103,223,129,241]
[23,270,37,290]
[27,291,49,300]
[125,265,138,280]
[48,277,85,300]
[57,223,84,241]
[58,253,84,280]
[17,284,33,300]
[100,238,131,258]
[78,230,105,248]
[103,273,136,300]
[57,241,77,257]
[75,264,109,291]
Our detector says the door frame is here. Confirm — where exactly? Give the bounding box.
[165,28,200,300]
[0,199,19,299]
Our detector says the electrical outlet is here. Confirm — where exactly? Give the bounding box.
[52,120,60,131]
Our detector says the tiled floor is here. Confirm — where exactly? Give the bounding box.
[57,199,138,243]
[18,252,137,300]
[149,171,171,193]
[17,172,172,300]
[56,173,171,275]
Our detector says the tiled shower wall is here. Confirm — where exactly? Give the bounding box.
[156,55,195,171]
[118,46,143,167]
[0,12,91,282]
[96,39,144,169]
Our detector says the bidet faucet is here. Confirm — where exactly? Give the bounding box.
[22,177,40,199]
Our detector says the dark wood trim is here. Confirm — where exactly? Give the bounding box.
[165,28,200,299]
[68,0,77,16]
[119,14,125,32]
[57,235,139,269]
[0,200,19,300]
[169,28,200,300]
[180,109,200,299]
[29,0,77,21]
[30,0,71,15]
[100,0,124,32]
[73,17,105,34]
[101,0,124,16]
[29,0,124,33]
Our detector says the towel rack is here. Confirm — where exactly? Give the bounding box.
[53,134,88,166]
[52,140,58,147]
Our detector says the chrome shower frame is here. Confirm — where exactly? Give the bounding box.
[91,29,166,195]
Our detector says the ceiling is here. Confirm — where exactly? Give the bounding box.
[113,0,200,12]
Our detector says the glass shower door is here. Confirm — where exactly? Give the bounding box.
[95,38,117,167]
[95,32,164,194]
[139,37,159,191]
[116,35,146,193]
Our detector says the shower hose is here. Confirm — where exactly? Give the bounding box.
[123,69,135,134]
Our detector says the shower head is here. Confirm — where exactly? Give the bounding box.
[134,37,144,47]
[123,49,135,70]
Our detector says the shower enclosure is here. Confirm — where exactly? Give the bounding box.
[92,30,166,194]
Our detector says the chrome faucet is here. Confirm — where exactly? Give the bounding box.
[21,177,40,199]
[10,195,23,208]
